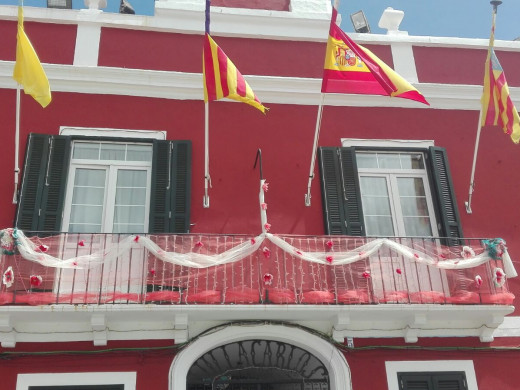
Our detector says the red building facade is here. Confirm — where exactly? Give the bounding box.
[0,1,519,389]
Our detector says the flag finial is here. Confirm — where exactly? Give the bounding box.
[490,1,502,12]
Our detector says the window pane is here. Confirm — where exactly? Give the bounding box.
[116,170,147,187]
[400,153,425,169]
[362,195,392,215]
[127,144,153,162]
[403,216,433,236]
[356,153,378,168]
[73,143,100,160]
[68,224,102,233]
[113,223,145,234]
[69,168,106,233]
[398,177,426,197]
[116,188,146,205]
[100,143,125,160]
[365,216,395,236]
[72,187,105,205]
[360,176,388,195]
[70,205,104,224]
[377,153,401,169]
[114,206,145,224]
[400,197,429,217]
[74,169,106,186]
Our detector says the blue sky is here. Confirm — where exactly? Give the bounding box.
[337,0,519,40]
[2,0,519,40]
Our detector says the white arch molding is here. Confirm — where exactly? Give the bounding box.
[169,324,352,389]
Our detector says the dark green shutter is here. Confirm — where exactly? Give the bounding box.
[318,147,364,236]
[339,147,364,235]
[149,140,191,233]
[428,146,463,245]
[399,372,466,390]
[15,134,70,233]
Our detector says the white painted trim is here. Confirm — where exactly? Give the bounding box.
[385,360,478,390]
[341,138,434,148]
[59,127,166,139]
[169,324,352,390]
[494,316,520,337]
[74,23,102,66]
[2,61,517,110]
[389,41,419,83]
[16,372,136,390]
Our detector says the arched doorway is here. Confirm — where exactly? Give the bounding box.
[169,324,351,390]
[187,339,329,389]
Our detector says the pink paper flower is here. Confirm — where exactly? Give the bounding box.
[296,250,302,256]
[195,241,204,248]
[263,273,273,285]
[362,271,371,279]
[396,268,402,275]
[39,244,49,252]
[439,254,447,259]
[78,240,85,247]
[2,266,14,288]
[261,203,268,210]
[149,269,156,276]
[73,261,78,267]
[358,251,365,257]
[251,238,256,245]
[134,235,140,243]
[262,182,269,192]
[264,223,271,232]
[326,255,333,264]
[326,240,333,249]
[474,275,483,287]
[262,247,271,259]
[413,253,419,259]
[30,275,42,288]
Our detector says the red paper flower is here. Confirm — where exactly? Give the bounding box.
[359,251,365,257]
[251,238,256,245]
[134,235,140,243]
[326,240,333,249]
[264,223,271,232]
[261,203,268,210]
[326,256,333,264]
[2,266,14,288]
[195,241,204,248]
[39,244,49,252]
[413,253,419,259]
[78,240,85,247]
[149,269,156,276]
[295,250,302,256]
[475,275,483,287]
[263,273,273,285]
[396,268,402,275]
[262,247,271,259]
[439,254,447,259]
[362,271,371,279]
[73,261,78,267]
[262,182,269,192]
[30,275,42,288]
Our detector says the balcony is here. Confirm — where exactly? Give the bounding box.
[0,230,515,346]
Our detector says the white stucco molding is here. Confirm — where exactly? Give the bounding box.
[16,372,136,390]
[3,61,518,110]
[169,324,352,390]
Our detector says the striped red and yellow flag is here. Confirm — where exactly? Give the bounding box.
[481,13,520,143]
[321,7,428,105]
[203,33,267,113]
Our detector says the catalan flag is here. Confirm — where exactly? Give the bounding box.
[480,10,520,144]
[321,7,428,105]
[12,6,51,108]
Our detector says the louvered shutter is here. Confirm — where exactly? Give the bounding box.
[15,134,70,233]
[339,147,364,236]
[318,147,364,236]
[149,140,191,233]
[399,372,466,390]
[428,147,463,245]
[319,147,348,234]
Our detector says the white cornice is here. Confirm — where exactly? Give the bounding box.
[0,304,514,347]
[2,61,517,110]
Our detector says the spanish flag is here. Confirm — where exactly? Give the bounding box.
[321,7,428,105]
[12,6,51,108]
[481,8,520,144]
[203,33,267,114]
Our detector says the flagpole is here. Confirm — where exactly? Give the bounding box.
[13,86,21,204]
[465,1,500,214]
[305,94,325,206]
[203,101,210,208]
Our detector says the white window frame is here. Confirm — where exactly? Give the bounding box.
[385,360,478,390]
[61,141,153,234]
[16,372,136,390]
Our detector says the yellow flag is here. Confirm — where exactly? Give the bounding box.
[12,7,52,108]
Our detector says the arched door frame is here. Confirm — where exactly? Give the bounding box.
[169,324,352,390]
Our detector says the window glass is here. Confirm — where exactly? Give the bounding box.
[360,177,395,236]
[69,168,106,233]
[113,170,148,233]
[100,143,126,161]
[73,143,99,160]
[127,144,153,162]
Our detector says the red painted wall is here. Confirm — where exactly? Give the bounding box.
[0,20,76,65]
[1,339,518,389]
